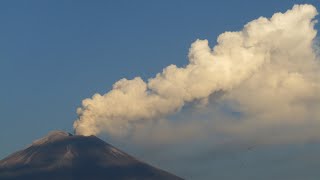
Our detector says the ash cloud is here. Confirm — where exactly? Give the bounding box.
[73,4,320,146]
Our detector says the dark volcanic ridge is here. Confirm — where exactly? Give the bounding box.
[0,130,183,180]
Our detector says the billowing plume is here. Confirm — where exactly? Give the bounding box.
[74,4,319,137]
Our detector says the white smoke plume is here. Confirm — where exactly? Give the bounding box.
[74,4,320,140]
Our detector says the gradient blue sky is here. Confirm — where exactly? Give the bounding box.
[1,1,320,179]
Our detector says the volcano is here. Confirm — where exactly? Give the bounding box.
[0,131,182,180]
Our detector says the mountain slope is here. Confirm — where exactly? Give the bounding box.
[0,131,183,180]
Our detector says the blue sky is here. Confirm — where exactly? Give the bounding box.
[1,1,320,179]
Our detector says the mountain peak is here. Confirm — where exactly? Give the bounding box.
[32,130,73,146]
[0,130,183,180]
